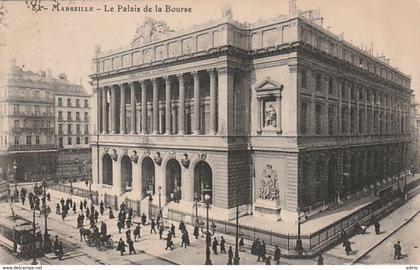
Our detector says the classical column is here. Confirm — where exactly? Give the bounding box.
[165,76,172,135]
[192,71,200,135]
[141,81,147,134]
[177,74,185,135]
[172,100,177,134]
[120,84,127,134]
[111,85,118,134]
[130,82,137,134]
[102,87,108,134]
[208,69,217,135]
[152,78,159,134]
[95,88,101,134]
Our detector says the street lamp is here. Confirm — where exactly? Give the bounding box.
[41,179,51,253]
[194,192,200,225]
[148,193,153,219]
[203,185,212,265]
[12,160,17,193]
[295,207,303,258]
[234,179,240,265]
[158,185,162,216]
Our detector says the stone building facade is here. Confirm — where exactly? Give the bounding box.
[0,60,57,182]
[54,75,92,180]
[90,9,411,222]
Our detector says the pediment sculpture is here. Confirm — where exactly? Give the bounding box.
[258,164,279,201]
[131,150,139,163]
[154,151,162,166]
[131,17,175,47]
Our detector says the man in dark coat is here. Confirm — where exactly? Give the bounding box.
[73,203,77,214]
[141,213,147,225]
[212,237,219,255]
[227,246,233,265]
[181,231,188,248]
[56,241,64,260]
[83,199,87,209]
[170,224,175,237]
[165,231,173,250]
[127,237,136,255]
[116,238,126,256]
[260,241,267,262]
[133,224,141,241]
[317,254,324,265]
[150,219,157,234]
[117,220,123,233]
[179,221,186,233]
[239,237,245,252]
[128,207,133,220]
[100,221,107,236]
[251,238,260,256]
[220,236,226,253]
[193,225,199,239]
[86,207,90,219]
[94,210,99,223]
[344,239,352,255]
[109,207,114,219]
[159,223,165,240]
[265,256,271,265]
[100,201,104,215]
[274,245,281,264]
[393,241,402,260]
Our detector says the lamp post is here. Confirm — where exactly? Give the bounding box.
[41,179,51,253]
[12,160,17,194]
[203,185,212,265]
[158,185,162,216]
[194,192,200,225]
[31,198,37,265]
[295,207,303,258]
[148,193,153,219]
[234,178,240,265]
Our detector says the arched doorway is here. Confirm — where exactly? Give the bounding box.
[166,159,181,202]
[142,157,155,197]
[327,156,337,203]
[121,156,132,191]
[103,154,113,185]
[194,161,212,204]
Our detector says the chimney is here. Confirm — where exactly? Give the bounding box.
[46,68,52,80]
[289,0,297,15]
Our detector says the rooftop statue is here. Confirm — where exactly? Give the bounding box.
[131,17,175,47]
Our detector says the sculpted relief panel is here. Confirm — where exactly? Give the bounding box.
[132,51,142,65]
[197,33,210,51]
[168,41,180,57]
[155,45,167,60]
[143,48,153,63]
[258,164,279,201]
[182,37,193,55]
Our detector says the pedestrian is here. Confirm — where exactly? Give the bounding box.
[274,245,281,264]
[56,203,61,215]
[212,237,219,255]
[239,237,245,252]
[344,239,352,256]
[260,240,267,262]
[256,241,263,262]
[100,221,107,236]
[56,241,64,260]
[79,227,84,242]
[90,204,95,215]
[94,210,99,223]
[100,201,104,215]
[116,238,127,256]
[340,230,348,242]
[47,192,50,201]
[265,256,271,265]
[393,241,402,260]
[374,220,380,234]
[83,199,87,209]
[60,197,65,208]
[109,207,114,219]
[150,219,157,234]
[179,221,186,233]
[251,238,259,256]
[181,231,188,248]
[170,223,175,237]
[317,254,324,265]
[133,224,141,241]
[227,246,233,265]
[141,213,147,225]
[211,222,216,236]
[127,237,136,255]
[73,203,77,214]
[126,217,132,229]
[61,210,66,221]
[159,223,164,240]
[79,201,83,212]
[126,229,131,241]
[117,220,123,234]
[128,207,133,219]
[220,236,226,253]
[165,231,173,250]
[86,207,90,219]
[193,224,199,239]
[120,202,126,212]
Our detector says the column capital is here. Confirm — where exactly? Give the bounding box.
[207,68,216,77]
[129,81,137,88]
[217,66,235,75]
[140,80,146,88]
[151,78,158,87]
[112,84,119,90]
[192,70,200,78]
[163,75,171,82]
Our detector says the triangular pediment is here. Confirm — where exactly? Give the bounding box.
[255,77,282,91]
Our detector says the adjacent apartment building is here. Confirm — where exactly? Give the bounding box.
[89,6,412,223]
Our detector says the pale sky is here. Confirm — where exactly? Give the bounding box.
[1,0,419,100]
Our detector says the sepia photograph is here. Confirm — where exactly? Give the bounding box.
[0,0,419,267]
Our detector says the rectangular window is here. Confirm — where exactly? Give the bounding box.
[315,74,322,93]
[328,77,334,96]
[328,105,336,135]
[301,69,307,89]
[76,112,80,121]
[58,124,63,134]
[14,136,19,145]
[341,81,346,99]
[76,99,80,107]
[58,98,62,107]
[85,124,89,135]
[67,111,72,121]
[300,101,309,135]
[76,124,80,134]
[84,112,89,122]
[67,98,71,107]
[84,137,89,144]
[47,135,51,143]
[67,124,72,134]
[58,111,63,120]
[13,104,20,114]
[84,99,89,108]
[35,105,40,115]
[14,120,19,128]
[67,137,72,145]
[350,108,357,134]
[341,107,348,134]
[359,110,364,134]
[315,104,323,135]
[76,136,80,145]
[26,136,31,145]
[35,136,40,145]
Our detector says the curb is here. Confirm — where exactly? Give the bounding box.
[351,209,420,264]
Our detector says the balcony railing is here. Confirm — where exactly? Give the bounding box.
[8,144,57,151]
[11,127,55,134]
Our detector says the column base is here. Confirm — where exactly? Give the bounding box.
[209,130,216,135]
[178,130,185,135]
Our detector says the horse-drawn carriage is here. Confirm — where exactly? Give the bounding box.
[80,227,114,251]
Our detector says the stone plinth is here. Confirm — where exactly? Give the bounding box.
[254,199,281,221]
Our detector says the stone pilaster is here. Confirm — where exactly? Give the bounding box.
[120,84,127,134]
[192,71,200,135]
[178,74,185,135]
[130,82,136,134]
[111,85,118,134]
[141,81,147,134]
[164,76,172,135]
[209,69,217,135]
[102,87,108,134]
[152,79,159,134]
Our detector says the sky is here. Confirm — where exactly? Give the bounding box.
[1,0,419,99]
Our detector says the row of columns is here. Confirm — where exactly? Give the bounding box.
[97,69,218,135]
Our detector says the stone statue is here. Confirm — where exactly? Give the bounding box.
[222,3,233,20]
[264,104,277,127]
[258,165,279,201]
[131,17,174,47]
